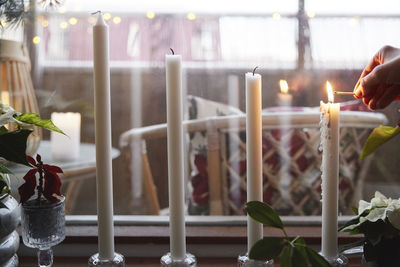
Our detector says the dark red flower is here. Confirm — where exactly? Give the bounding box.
[18,154,63,203]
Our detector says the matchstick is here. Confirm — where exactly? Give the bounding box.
[334,91,355,95]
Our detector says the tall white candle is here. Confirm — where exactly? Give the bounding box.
[166,52,186,260]
[246,71,263,252]
[320,81,340,259]
[50,112,81,161]
[92,12,115,260]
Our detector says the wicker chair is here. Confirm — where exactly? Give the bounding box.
[119,111,387,216]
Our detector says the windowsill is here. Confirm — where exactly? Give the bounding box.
[17,216,363,266]
[17,215,362,260]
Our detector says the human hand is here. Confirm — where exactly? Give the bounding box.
[354,45,400,110]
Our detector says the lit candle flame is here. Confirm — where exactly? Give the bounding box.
[326,81,334,103]
[279,80,289,94]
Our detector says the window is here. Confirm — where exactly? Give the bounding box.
[17,0,400,221]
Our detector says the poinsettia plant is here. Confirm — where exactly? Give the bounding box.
[0,101,64,194]
[246,201,331,267]
[18,154,63,204]
[339,192,400,266]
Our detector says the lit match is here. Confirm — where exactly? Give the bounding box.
[334,91,355,96]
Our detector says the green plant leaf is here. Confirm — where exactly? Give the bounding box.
[0,129,31,166]
[245,201,283,229]
[280,246,292,267]
[0,164,12,174]
[292,246,309,267]
[339,216,361,232]
[249,237,286,261]
[14,113,65,134]
[351,205,359,215]
[0,126,8,135]
[360,125,400,159]
[293,237,308,259]
[363,242,377,262]
[305,246,331,267]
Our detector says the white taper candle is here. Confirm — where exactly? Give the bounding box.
[245,72,263,252]
[166,53,186,260]
[92,12,115,260]
[320,81,340,259]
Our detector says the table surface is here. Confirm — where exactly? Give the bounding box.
[8,140,120,174]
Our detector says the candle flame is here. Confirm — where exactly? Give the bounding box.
[279,80,289,94]
[326,81,334,103]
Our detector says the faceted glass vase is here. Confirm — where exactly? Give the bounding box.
[21,197,65,267]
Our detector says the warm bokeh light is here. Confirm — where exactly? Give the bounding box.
[1,91,10,106]
[187,12,196,20]
[326,81,334,103]
[41,20,49,27]
[113,16,121,24]
[146,11,155,19]
[69,17,78,25]
[307,11,316,18]
[279,80,289,94]
[272,13,281,19]
[103,13,112,20]
[58,7,66,14]
[60,21,68,29]
[32,36,41,45]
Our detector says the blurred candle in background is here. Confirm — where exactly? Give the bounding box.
[277,79,292,107]
[51,112,81,161]
[1,91,10,105]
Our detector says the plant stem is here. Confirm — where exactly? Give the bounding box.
[36,164,43,205]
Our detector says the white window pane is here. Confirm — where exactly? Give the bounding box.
[310,18,400,68]
[62,0,299,14]
[220,17,297,66]
[307,0,400,15]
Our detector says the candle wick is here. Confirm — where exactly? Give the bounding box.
[252,66,259,76]
[170,48,175,55]
[91,10,102,15]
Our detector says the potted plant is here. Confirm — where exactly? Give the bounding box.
[245,201,333,267]
[340,192,400,267]
[0,101,63,266]
[19,154,65,267]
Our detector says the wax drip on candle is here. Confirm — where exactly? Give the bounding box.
[252,66,259,76]
[170,48,175,55]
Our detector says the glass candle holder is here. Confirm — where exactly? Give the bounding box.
[21,197,65,267]
[160,252,197,266]
[238,253,274,267]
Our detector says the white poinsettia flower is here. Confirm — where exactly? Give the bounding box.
[371,191,389,208]
[0,102,18,126]
[358,199,372,215]
[387,201,400,230]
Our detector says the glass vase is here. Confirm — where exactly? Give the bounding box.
[21,197,65,267]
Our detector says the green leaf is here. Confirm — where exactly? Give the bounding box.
[0,173,10,194]
[0,164,12,174]
[351,205,359,215]
[280,246,292,267]
[0,129,31,166]
[293,237,308,259]
[0,126,8,135]
[363,242,377,262]
[305,246,331,267]
[245,201,283,229]
[339,216,361,232]
[360,125,400,159]
[292,246,309,267]
[14,113,65,134]
[249,237,286,261]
